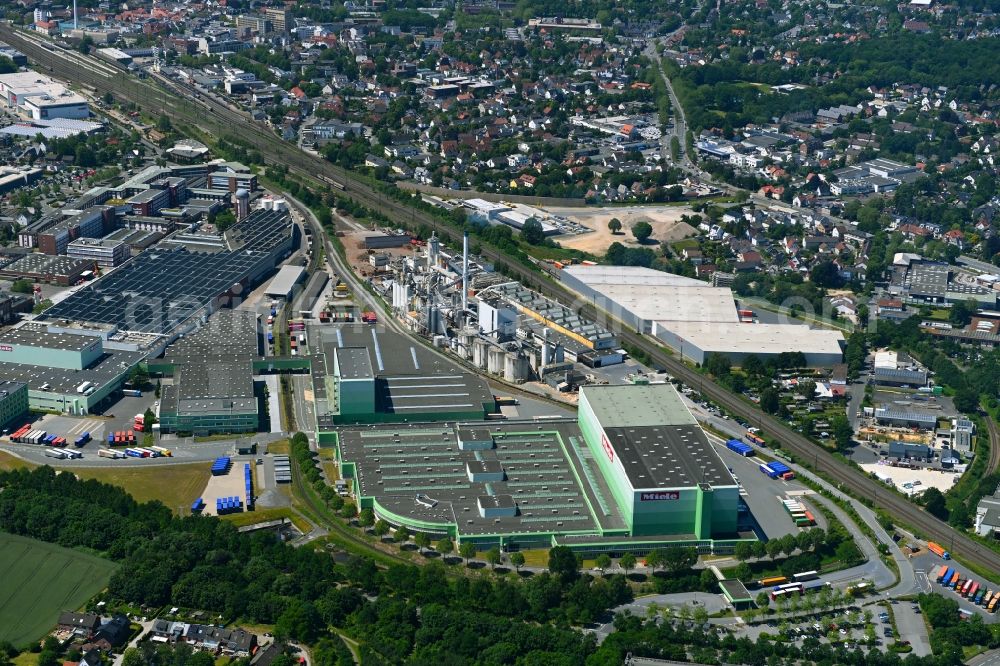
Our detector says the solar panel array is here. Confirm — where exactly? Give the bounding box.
[43,209,291,335]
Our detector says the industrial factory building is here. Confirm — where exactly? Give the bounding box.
[333,382,746,553]
[311,324,496,426]
[561,265,844,366]
[151,310,261,436]
[578,384,739,538]
[0,322,143,414]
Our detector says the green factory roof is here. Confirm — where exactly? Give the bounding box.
[581,383,696,428]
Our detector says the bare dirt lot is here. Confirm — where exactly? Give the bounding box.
[546,205,700,255]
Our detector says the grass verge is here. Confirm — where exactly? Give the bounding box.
[73,463,209,512]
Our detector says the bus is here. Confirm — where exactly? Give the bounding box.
[793,571,819,583]
[770,583,803,601]
[757,576,788,588]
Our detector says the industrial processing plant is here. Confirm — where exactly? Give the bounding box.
[332,382,747,552]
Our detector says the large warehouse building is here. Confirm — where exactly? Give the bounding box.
[560,265,844,366]
[334,382,745,552]
[0,322,144,414]
[578,384,739,538]
[151,310,261,436]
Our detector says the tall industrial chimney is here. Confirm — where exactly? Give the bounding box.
[73,0,78,29]
[461,232,469,321]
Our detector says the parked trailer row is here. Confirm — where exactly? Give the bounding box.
[15,429,48,444]
[726,439,753,456]
[937,565,999,612]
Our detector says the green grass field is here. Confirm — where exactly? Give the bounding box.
[0,533,118,648]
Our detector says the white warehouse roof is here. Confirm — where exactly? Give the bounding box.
[561,265,844,365]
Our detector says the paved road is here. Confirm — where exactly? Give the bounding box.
[969,649,1000,666]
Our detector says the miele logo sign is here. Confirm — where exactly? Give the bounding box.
[601,432,614,462]
[0,345,12,352]
[640,491,680,501]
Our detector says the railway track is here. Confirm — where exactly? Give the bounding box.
[986,414,1000,478]
[8,25,1000,577]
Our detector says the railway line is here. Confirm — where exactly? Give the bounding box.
[6,24,1000,577]
[986,413,1000,479]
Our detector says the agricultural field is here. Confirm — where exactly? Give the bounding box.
[0,533,118,647]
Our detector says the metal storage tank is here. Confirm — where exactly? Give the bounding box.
[487,346,505,375]
[504,351,531,383]
[458,326,478,360]
[473,338,489,369]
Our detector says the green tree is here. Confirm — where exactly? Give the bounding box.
[10,279,32,294]
[214,209,238,232]
[394,525,410,543]
[102,92,114,105]
[755,591,770,610]
[358,508,375,528]
[921,487,949,520]
[486,546,502,570]
[157,115,173,133]
[608,218,622,235]
[275,599,323,643]
[595,553,612,573]
[414,532,431,553]
[74,144,96,168]
[619,552,637,576]
[835,540,864,567]
[705,353,731,377]
[548,545,579,582]
[760,388,780,414]
[663,546,697,573]
[373,519,390,537]
[734,541,754,562]
[644,548,665,571]
[510,551,525,572]
[437,537,454,557]
[631,221,653,243]
[142,408,156,433]
[339,501,357,519]
[121,649,143,666]
[459,541,477,564]
[831,414,853,450]
[520,218,546,245]
[670,135,681,162]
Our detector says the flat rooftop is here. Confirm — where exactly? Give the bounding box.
[0,323,101,352]
[160,310,259,417]
[338,419,628,536]
[603,423,735,489]
[264,264,305,297]
[582,383,697,428]
[588,283,739,324]
[662,322,845,356]
[42,209,291,335]
[0,348,144,395]
[335,346,373,380]
[312,324,494,425]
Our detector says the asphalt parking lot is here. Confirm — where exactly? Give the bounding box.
[711,440,806,540]
[910,552,1000,623]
